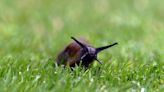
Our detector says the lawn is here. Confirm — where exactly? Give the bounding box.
[0,0,164,92]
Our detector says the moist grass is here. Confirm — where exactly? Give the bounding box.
[0,0,164,92]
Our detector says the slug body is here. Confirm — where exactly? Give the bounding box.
[56,37,118,67]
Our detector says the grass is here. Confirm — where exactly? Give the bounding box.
[0,0,164,92]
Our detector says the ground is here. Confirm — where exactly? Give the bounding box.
[0,0,164,92]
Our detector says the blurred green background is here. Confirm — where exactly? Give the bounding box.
[0,0,163,92]
[0,0,164,59]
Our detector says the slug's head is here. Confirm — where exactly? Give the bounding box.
[71,37,118,64]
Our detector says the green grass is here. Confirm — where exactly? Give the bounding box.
[0,0,164,92]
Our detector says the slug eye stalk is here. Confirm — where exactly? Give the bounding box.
[96,43,118,53]
[71,37,86,49]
